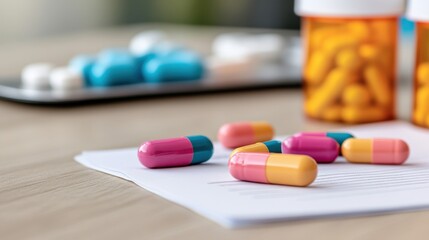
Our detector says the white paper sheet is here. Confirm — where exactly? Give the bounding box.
[75,121,429,228]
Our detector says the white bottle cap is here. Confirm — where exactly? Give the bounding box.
[406,0,429,22]
[295,0,406,17]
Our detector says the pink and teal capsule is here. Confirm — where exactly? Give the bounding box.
[294,132,354,147]
[282,136,339,163]
[137,135,213,168]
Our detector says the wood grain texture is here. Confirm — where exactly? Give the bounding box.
[0,24,424,240]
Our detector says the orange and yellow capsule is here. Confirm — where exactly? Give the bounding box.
[342,138,409,165]
[218,121,274,148]
[229,152,318,187]
[230,140,281,158]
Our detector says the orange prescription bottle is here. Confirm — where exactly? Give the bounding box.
[295,0,405,123]
[406,0,429,128]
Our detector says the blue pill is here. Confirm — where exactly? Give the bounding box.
[69,55,96,86]
[134,43,184,71]
[142,51,205,83]
[90,49,141,87]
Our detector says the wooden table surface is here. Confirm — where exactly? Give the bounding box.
[0,24,426,240]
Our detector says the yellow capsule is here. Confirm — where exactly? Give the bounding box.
[342,106,389,124]
[306,68,351,117]
[414,86,429,125]
[311,28,338,49]
[342,83,372,107]
[322,35,359,56]
[347,21,371,42]
[359,44,381,63]
[364,65,392,106]
[417,62,429,86]
[321,105,342,122]
[336,48,362,71]
[304,50,332,85]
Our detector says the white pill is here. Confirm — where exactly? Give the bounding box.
[206,56,255,74]
[212,33,285,61]
[251,34,285,60]
[21,63,54,89]
[129,31,166,55]
[49,67,83,90]
[212,33,252,60]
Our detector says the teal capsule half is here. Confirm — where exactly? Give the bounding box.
[188,135,214,164]
[263,140,282,153]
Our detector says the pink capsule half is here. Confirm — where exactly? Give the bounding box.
[282,136,339,163]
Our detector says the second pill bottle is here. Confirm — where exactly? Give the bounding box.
[295,0,405,123]
[406,0,429,128]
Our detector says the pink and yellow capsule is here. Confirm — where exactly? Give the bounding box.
[342,138,409,165]
[229,152,318,187]
[218,121,274,148]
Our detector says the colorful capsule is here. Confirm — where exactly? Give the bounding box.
[305,68,352,117]
[282,136,339,163]
[229,152,318,187]
[218,121,274,148]
[364,65,391,106]
[142,51,205,83]
[342,138,409,165]
[90,49,141,87]
[230,140,281,157]
[294,132,354,147]
[137,135,213,168]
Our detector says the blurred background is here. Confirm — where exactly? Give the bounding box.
[0,0,300,44]
[0,0,415,89]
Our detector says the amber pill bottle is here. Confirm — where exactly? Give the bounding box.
[406,0,429,128]
[295,0,405,123]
